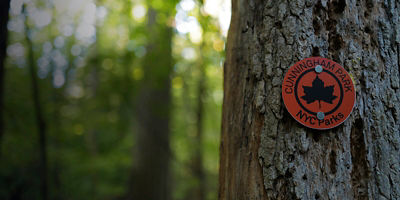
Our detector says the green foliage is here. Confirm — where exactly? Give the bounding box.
[0,0,228,199]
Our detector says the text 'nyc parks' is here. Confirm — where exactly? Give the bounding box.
[282,57,356,130]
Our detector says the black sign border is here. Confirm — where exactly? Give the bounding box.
[294,68,344,116]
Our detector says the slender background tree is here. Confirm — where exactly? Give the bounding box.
[130,4,175,199]
[0,0,11,157]
[24,6,49,200]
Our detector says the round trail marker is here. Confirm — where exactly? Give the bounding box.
[282,57,356,130]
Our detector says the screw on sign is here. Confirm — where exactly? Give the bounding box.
[282,57,356,130]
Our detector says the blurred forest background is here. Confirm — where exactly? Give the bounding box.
[0,0,230,199]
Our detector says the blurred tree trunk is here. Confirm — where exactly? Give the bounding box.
[219,0,400,199]
[50,45,76,200]
[86,65,99,197]
[193,44,206,200]
[51,87,64,200]
[130,7,173,200]
[25,8,48,200]
[0,0,11,157]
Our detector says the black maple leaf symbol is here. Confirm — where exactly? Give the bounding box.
[301,75,337,108]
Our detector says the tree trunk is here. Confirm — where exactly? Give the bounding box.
[193,44,206,200]
[0,0,11,157]
[130,7,173,200]
[219,0,400,199]
[25,8,48,200]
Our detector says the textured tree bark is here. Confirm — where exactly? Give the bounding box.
[219,0,400,199]
[130,7,173,200]
[0,0,11,157]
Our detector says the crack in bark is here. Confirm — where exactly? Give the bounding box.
[329,150,337,174]
[398,44,400,88]
[350,118,369,199]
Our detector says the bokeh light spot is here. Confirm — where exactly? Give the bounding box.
[172,76,183,89]
[133,68,144,80]
[213,39,224,52]
[132,4,146,21]
[181,47,196,60]
[7,43,25,58]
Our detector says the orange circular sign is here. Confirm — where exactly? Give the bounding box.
[282,57,355,130]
